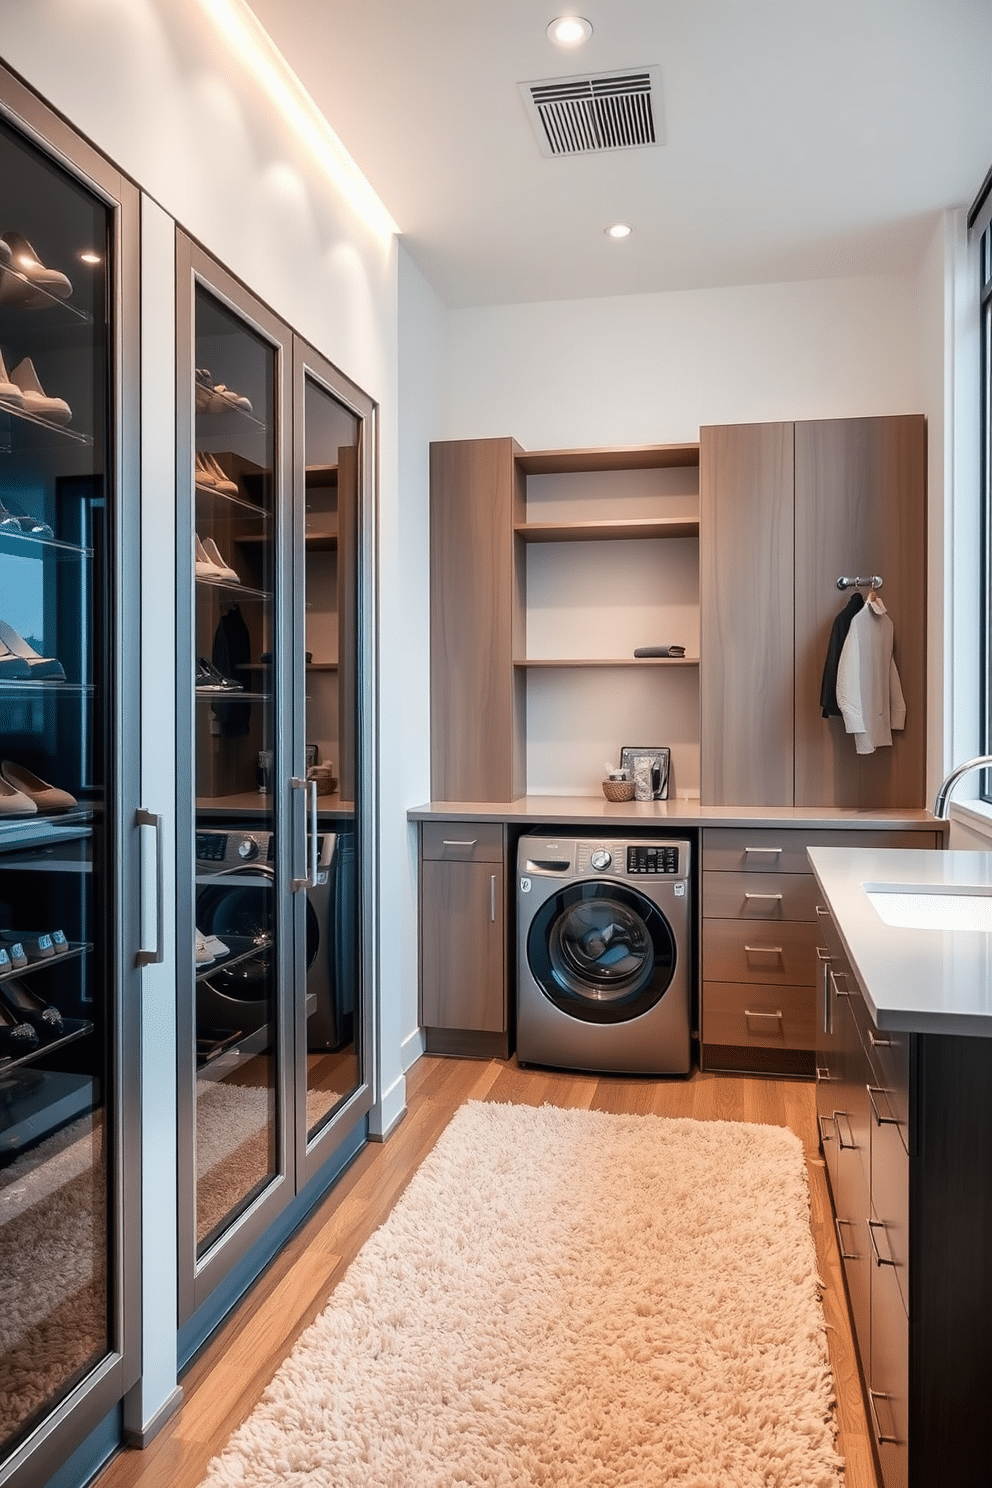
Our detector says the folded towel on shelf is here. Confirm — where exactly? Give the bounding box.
[633,645,685,658]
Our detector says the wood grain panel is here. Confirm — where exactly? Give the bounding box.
[700,422,795,805]
[420,858,505,1032]
[794,416,927,809]
[703,918,819,985]
[702,870,821,921]
[430,438,524,801]
[702,980,816,1050]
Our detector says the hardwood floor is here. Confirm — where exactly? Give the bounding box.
[94,1057,880,1488]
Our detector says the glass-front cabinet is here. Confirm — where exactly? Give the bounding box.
[177,240,374,1337]
[0,69,140,1486]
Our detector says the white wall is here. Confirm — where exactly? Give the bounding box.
[0,0,403,1439]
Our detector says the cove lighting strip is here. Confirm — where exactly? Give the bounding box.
[199,0,400,243]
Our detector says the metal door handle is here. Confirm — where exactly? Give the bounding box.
[867,1085,900,1126]
[291,777,318,890]
[834,1216,859,1261]
[744,944,783,956]
[868,1391,901,1446]
[744,846,782,855]
[829,968,849,997]
[833,1111,856,1150]
[817,1112,834,1146]
[867,1219,898,1268]
[744,892,783,901]
[867,1028,892,1049]
[744,1008,783,1021]
[443,839,477,847]
[815,1066,832,1084]
[135,808,164,967]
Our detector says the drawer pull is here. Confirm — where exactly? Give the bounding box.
[867,1085,900,1127]
[867,1219,898,1268]
[442,839,478,847]
[744,892,783,901]
[743,944,783,955]
[815,905,830,918]
[744,1007,783,1021]
[815,1066,832,1084]
[815,946,831,960]
[867,1028,892,1049]
[868,1390,901,1446]
[817,1112,834,1146]
[744,846,783,856]
[490,874,496,923]
[833,1111,857,1150]
[834,1216,860,1261]
[829,968,849,998]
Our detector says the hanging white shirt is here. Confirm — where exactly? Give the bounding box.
[835,591,906,755]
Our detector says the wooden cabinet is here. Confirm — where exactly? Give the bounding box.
[419,822,508,1057]
[816,906,992,1488]
[701,827,937,1077]
[700,415,927,810]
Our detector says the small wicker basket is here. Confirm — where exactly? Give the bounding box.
[308,764,338,796]
[602,778,635,802]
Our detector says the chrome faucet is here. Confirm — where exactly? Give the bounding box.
[933,755,992,818]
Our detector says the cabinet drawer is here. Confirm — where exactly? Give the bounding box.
[860,1021,911,1155]
[868,1244,909,1488]
[702,981,815,1050]
[702,827,938,874]
[703,919,819,985]
[702,870,820,922]
[870,1122,909,1315]
[421,821,503,862]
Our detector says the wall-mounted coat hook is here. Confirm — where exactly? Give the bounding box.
[836,574,883,592]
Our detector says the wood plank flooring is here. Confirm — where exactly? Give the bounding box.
[94,1057,880,1488]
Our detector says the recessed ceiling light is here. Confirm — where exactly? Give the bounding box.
[605,222,632,239]
[547,15,593,47]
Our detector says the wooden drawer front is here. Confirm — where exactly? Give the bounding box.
[870,1123,909,1315]
[703,870,820,922]
[868,1244,909,1488]
[422,821,503,862]
[858,1021,911,1155]
[703,827,938,874]
[703,919,819,986]
[703,981,815,1051]
[833,1147,872,1370]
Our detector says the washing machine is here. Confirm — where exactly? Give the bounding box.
[194,827,343,1049]
[517,834,692,1075]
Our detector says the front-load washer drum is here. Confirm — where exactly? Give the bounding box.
[528,880,677,1023]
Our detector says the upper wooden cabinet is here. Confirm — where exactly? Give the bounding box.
[700,415,926,810]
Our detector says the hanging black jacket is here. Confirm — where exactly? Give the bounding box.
[820,592,865,718]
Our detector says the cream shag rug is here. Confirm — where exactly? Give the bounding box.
[199,1101,843,1488]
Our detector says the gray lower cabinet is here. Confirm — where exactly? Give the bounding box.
[816,906,992,1488]
[701,827,937,1077]
[419,822,509,1057]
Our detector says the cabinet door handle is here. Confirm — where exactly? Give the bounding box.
[815,904,830,918]
[743,846,783,856]
[744,944,783,957]
[867,1027,892,1049]
[291,777,318,891]
[867,1218,898,1268]
[867,1085,900,1126]
[815,1066,832,1084]
[817,1112,834,1147]
[744,1008,783,1024]
[443,839,477,847]
[820,953,834,1034]
[744,892,783,901]
[815,946,831,960]
[833,1111,856,1149]
[868,1390,901,1446]
[490,874,496,922]
[834,1216,860,1260]
[829,968,849,998]
[135,808,164,967]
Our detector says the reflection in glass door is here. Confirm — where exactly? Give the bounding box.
[190,287,280,1258]
[0,90,139,1470]
[300,374,362,1142]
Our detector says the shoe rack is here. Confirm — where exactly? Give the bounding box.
[176,241,376,1343]
[0,65,142,1484]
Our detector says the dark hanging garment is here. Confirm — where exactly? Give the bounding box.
[820,592,865,717]
[212,604,252,736]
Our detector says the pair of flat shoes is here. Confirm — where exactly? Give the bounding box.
[0,231,73,307]
[195,450,239,497]
[0,760,77,815]
[195,533,240,583]
[0,353,71,424]
[195,368,253,416]
[0,619,65,680]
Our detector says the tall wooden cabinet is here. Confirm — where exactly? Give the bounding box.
[701,415,927,809]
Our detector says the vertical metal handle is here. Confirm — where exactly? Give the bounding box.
[135,808,164,967]
[867,1218,897,1267]
[834,1216,859,1261]
[291,777,318,890]
[867,1390,901,1445]
[490,874,496,922]
[819,948,833,1034]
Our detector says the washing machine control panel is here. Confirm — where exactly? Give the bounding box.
[626,844,681,875]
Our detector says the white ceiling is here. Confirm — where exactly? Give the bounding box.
[246,0,992,309]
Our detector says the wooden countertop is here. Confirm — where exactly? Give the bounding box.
[408,797,947,833]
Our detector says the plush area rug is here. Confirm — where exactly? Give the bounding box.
[199,1101,843,1487]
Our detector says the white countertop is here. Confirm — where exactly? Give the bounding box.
[808,846,992,1038]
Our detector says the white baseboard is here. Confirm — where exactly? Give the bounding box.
[369,1068,407,1141]
[401,1026,426,1071]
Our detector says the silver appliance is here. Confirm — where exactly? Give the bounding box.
[517,834,692,1075]
[194,828,340,1047]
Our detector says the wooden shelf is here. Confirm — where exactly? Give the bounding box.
[514,657,699,668]
[515,443,699,475]
[515,516,698,543]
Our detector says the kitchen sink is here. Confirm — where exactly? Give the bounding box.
[864,882,992,933]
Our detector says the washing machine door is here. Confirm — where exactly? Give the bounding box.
[527,880,677,1023]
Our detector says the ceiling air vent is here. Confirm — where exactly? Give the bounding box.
[519,67,664,159]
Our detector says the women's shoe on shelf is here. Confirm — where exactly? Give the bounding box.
[194,532,229,580]
[0,496,53,538]
[0,351,25,409]
[8,358,72,424]
[0,641,32,680]
[0,929,58,963]
[200,534,240,583]
[203,451,239,496]
[195,930,215,966]
[0,999,39,1056]
[0,231,73,306]
[196,656,243,692]
[0,619,66,680]
[0,761,77,813]
[210,384,253,414]
[0,941,27,969]
[0,976,64,1038]
[0,776,37,815]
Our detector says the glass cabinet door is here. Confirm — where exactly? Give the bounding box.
[0,81,139,1475]
[178,243,294,1324]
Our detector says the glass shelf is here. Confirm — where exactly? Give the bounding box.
[194,482,269,519]
[194,931,272,985]
[194,574,271,601]
[0,269,92,322]
[195,688,269,702]
[0,941,90,986]
[0,1016,94,1076]
[194,385,267,431]
[0,679,95,694]
[0,403,93,448]
[0,528,93,558]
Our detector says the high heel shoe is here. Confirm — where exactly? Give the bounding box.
[0,977,63,1038]
[0,761,77,813]
[0,496,53,538]
[8,358,72,424]
[0,997,39,1056]
[0,231,73,306]
[0,350,25,409]
[0,620,65,680]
